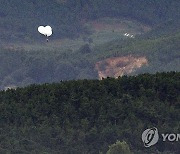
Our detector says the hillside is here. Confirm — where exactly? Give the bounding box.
[94,26,180,78]
[1,21,180,89]
[0,1,179,153]
[0,72,179,153]
[0,1,179,88]
[0,0,179,42]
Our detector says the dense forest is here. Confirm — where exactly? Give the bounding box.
[0,72,179,153]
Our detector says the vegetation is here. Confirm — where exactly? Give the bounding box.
[107,141,133,154]
[94,26,180,74]
[0,1,179,154]
[0,72,180,153]
[0,0,179,41]
[0,0,179,89]
[1,24,180,89]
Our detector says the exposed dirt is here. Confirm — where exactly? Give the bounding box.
[90,21,126,31]
[95,55,148,79]
[89,18,151,33]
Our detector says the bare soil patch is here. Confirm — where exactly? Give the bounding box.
[95,55,148,79]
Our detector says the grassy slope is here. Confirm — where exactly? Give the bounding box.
[93,21,180,74]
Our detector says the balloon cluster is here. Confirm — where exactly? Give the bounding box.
[38,25,53,42]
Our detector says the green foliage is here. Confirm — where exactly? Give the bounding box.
[0,72,179,153]
[0,47,98,89]
[0,1,179,153]
[106,141,132,154]
[78,44,92,54]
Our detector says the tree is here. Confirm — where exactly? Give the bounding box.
[106,141,133,154]
[78,44,92,54]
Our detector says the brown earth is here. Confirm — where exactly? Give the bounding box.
[89,19,151,33]
[95,55,148,79]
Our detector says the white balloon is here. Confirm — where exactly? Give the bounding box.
[38,26,45,35]
[45,26,53,37]
[38,25,52,37]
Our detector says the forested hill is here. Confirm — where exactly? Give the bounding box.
[0,0,179,41]
[0,72,179,153]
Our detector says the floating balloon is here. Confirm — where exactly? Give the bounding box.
[38,25,53,37]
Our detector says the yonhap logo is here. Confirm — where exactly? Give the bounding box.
[142,127,179,147]
[142,127,159,147]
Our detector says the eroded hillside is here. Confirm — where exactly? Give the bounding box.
[96,55,148,79]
